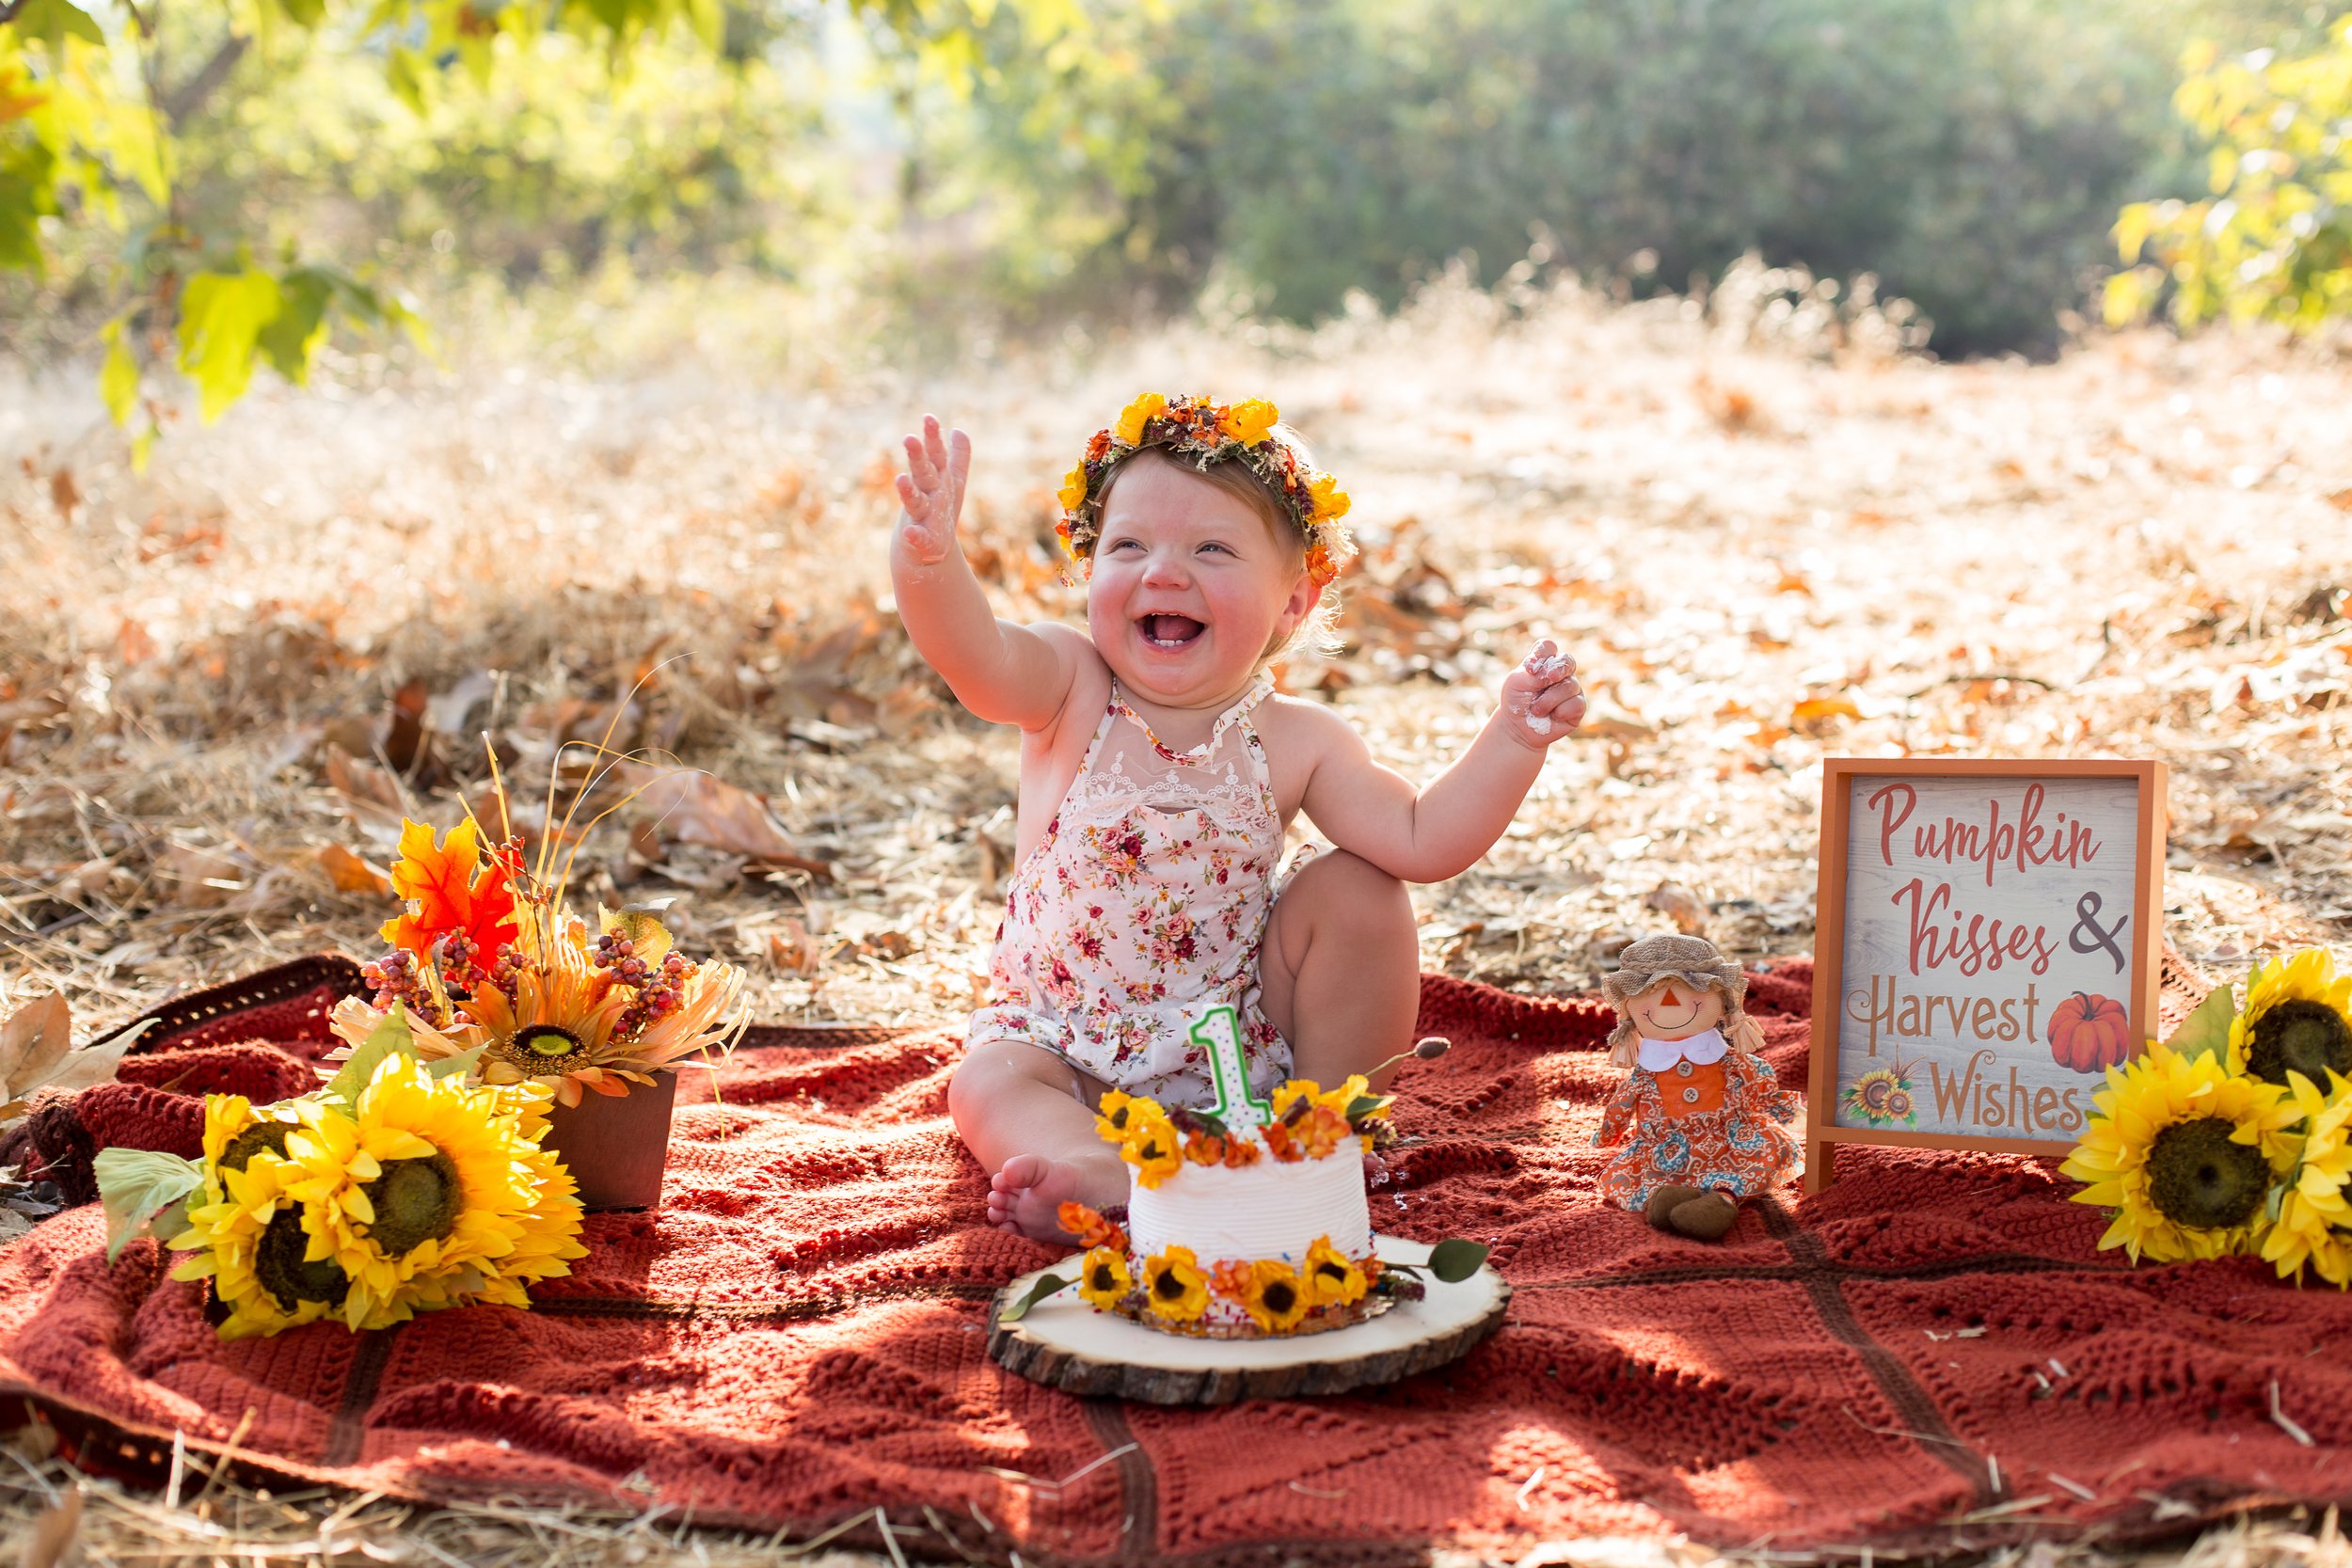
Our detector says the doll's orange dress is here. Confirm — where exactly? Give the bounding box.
[1593,1048,1801,1209]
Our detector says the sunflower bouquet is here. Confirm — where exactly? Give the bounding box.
[326,815,748,1109]
[91,1011,587,1339]
[2063,947,2352,1283]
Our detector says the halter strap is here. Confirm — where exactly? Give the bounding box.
[1106,675,1274,765]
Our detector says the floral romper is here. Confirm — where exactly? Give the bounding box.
[968,674,1294,1110]
[1593,1029,1802,1209]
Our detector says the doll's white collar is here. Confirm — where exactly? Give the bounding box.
[1637,1028,1727,1071]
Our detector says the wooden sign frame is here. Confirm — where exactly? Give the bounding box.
[1805,757,2167,1192]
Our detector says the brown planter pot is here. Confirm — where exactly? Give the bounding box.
[541,1069,679,1212]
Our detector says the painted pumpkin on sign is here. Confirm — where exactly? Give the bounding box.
[2048,991,2135,1072]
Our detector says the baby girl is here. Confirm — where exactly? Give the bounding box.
[891,395,1584,1241]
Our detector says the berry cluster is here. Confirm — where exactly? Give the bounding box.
[360,950,450,1029]
[612,944,691,1043]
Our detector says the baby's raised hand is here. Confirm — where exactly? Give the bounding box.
[892,414,972,568]
[1500,638,1586,750]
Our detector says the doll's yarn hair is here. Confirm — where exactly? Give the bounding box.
[1601,933,1751,1070]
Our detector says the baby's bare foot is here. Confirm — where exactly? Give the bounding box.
[987,1154,1088,1242]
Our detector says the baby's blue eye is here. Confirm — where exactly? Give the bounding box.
[1198,542,1233,556]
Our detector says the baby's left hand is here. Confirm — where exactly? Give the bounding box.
[1499,638,1586,750]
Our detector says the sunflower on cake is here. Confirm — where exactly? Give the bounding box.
[1003,1006,1484,1338]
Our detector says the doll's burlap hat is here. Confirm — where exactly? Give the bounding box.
[1602,933,1746,1010]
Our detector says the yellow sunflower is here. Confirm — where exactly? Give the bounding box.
[1094,1088,1162,1147]
[1270,1079,1323,1120]
[2260,1070,2352,1288]
[1119,1107,1184,1189]
[1217,398,1279,446]
[1076,1246,1133,1309]
[1302,1235,1367,1308]
[279,1054,586,1330]
[2229,949,2352,1089]
[1140,1244,1209,1323]
[2061,1045,2296,1262]
[1238,1259,1311,1333]
[169,1147,351,1341]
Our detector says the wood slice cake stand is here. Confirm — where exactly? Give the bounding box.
[987,1236,1511,1405]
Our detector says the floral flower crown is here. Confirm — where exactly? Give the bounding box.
[1055,393,1357,588]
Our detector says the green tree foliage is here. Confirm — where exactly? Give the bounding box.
[0,0,1057,455]
[2106,11,2352,334]
[940,0,2274,357]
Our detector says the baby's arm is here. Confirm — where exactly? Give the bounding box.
[1297,640,1584,882]
[890,415,1082,732]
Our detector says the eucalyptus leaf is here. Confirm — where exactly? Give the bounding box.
[2165,983,2238,1065]
[1425,1237,1490,1283]
[324,1009,415,1107]
[424,1045,485,1081]
[93,1148,203,1264]
[997,1271,1073,1324]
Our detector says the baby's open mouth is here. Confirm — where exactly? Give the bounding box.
[1139,614,1205,649]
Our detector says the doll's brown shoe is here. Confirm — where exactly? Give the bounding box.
[1665,1192,1740,1241]
[1643,1184,1704,1229]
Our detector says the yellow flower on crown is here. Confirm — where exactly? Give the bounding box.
[1057,463,1090,512]
[1308,473,1351,522]
[1218,398,1279,445]
[1114,392,1168,447]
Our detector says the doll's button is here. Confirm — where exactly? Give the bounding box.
[1675,1061,1693,1078]
[1681,1086,1701,1103]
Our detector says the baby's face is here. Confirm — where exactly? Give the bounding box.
[1087,458,1315,707]
[1626,979,1724,1040]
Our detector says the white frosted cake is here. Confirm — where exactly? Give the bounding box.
[1053,1076,1406,1338]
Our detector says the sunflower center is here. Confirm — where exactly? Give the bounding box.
[358,1149,463,1258]
[2146,1117,2267,1231]
[219,1122,292,1172]
[255,1209,351,1312]
[1153,1269,1186,1301]
[1089,1261,1119,1291]
[1263,1279,1297,1315]
[519,1025,582,1059]
[2246,1000,2352,1087]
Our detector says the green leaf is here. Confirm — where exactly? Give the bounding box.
[386,45,431,114]
[2266,1183,2286,1223]
[1425,1238,1489,1283]
[176,269,284,421]
[425,1044,485,1081]
[2166,982,2238,1065]
[256,267,333,386]
[93,1147,203,1264]
[996,1271,1072,1324]
[1344,1094,1391,1122]
[324,1008,415,1108]
[7,0,105,48]
[99,318,138,428]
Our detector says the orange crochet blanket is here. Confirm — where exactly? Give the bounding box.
[2,956,2345,1562]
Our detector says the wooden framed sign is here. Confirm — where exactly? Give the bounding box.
[1806,758,2167,1191]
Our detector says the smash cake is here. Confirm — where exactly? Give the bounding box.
[1039,1009,1472,1339]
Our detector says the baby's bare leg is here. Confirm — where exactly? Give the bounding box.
[950,1038,1130,1242]
[1259,849,1420,1092]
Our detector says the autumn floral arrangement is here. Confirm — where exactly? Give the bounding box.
[91,1011,586,1339]
[1054,394,1358,588]
[326,816,748,1109]
[2063,947,2352,1284]
[1001,1043,1487,1339]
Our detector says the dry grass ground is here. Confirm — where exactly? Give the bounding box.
[2,272,2349,1562]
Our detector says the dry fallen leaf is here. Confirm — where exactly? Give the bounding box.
[1792,694,1863,726]
[16,1482,83,1568]
[154,842,247,910]
[317,844,395,897]
[1644,880,1709,935]
[768,919,822,974]
[613,764,832,879]
[0,990,72,1106]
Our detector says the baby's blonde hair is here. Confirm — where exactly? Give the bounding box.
[1091,435,1344,667]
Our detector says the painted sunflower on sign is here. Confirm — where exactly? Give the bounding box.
[2229,949,2352,1090]
[1839,1060,1920,1130]
[2061,1046,2296,1263]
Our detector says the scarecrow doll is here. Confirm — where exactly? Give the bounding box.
[1595,934,1802,1240]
